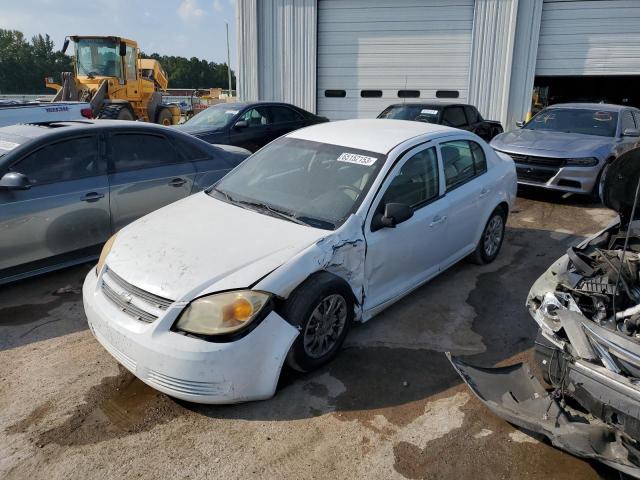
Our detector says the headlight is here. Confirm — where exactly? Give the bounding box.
[565,157,599,167]
[175,290,271,336]
[96,233,118,275]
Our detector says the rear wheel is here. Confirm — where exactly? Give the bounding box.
[97,104,135,121]
[469,206,506,265]
[281,273,354,372]
[156,108,173,126]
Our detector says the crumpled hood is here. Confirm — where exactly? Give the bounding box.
[602,147,640,223]
[492,129,611,155]
[106,192,328,300]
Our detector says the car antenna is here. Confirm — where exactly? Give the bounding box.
[612,174,640,317]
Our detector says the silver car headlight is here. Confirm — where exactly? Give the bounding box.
[565,157,598,167]
[175,290,271,336]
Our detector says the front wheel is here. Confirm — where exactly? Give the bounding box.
[281,273,353,372]
[469,206,506,265]
[156,108,173,126]
[591,162,610,203]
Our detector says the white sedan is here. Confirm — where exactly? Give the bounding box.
[83,119,517,403]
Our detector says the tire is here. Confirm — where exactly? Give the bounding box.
[97,104,135,121]
[281,272,354,372]
[156,108,173,126]
[469,206,506,265]
[590,162,610,203]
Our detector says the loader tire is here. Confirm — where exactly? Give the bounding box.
[156,108,173,126]
[98,104,135,121]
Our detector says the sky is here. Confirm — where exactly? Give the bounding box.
[0,0,237,65]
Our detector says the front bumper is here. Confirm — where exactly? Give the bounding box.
[515,162,601,194]
[83,269,299,404]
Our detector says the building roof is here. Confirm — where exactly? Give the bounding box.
[287,119,456,154]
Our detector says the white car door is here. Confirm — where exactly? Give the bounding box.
[437,139,489,268]
[363,144,450,314]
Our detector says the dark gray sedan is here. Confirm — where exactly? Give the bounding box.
[491,103,640,197]
[0,120,249,284]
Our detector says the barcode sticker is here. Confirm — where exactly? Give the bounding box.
[337,152,378,166]
[421,109,438,115]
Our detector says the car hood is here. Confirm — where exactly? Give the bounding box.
[106,192,328,300]
[492,129,612,155]
[602,147,640,223]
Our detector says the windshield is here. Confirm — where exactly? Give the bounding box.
[0,135,23,158]
[75,38,122,78]
[211,137,386,229]
[524,108,618,137]
[185,104,241,128]
[377,105,440,123]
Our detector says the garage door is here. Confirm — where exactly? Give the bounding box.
[536,0,640,76]
[317,0,475,120]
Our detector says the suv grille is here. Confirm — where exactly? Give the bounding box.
[101,267,174,323]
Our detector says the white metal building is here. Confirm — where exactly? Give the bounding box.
[236,0,640,129]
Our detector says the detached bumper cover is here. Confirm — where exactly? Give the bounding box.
[448,354,640,478]
[83,270,299,404]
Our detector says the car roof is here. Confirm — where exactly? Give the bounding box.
[287,119,456,154]
[385,102,467,109]
[546,103,633,112]
[0,119,176,141]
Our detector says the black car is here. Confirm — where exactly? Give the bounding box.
[0,119,249,284]
[377,102,503,142]
[175,101,329,152]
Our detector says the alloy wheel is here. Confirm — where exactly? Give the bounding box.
[303,294,348,359]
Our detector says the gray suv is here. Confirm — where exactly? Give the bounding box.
[0,120,249,284]
[491,103,640,197]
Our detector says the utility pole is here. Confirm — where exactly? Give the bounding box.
[226,22,232,97]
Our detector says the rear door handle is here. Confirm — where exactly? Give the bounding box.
[429,215,447,227]
[168,178,187,187]
[480,187,491,198]
[80,192,105,202]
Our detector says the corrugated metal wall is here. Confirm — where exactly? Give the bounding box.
[536,0,640,76]
[257,0,317,111]
[236,0,259,101]
[468,0,519,127]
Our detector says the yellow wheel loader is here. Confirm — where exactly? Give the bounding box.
[46,36,180,125]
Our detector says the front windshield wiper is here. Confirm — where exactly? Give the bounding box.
[238,200,309,226]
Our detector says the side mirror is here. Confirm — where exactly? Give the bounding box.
[119,42,127,57]
[623,128,640,137]
[372,203,413,230]
[234,120,248,129]
[61,37,70,54]
[515,121,525,128]
[0,172,31,190]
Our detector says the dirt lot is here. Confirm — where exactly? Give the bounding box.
[0,188,622,479]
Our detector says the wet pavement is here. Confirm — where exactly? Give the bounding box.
[0,187,623,479]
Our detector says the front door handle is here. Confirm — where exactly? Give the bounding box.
[168,178,187,187]
[81,192,105,202]
[429,215,447,227]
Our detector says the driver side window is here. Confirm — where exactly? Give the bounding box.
[381,147,439,209]
[240,107,270,128]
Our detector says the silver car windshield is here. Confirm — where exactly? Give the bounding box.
[186,104,240,128]
[210,137,386,229]
[524,108,618,137]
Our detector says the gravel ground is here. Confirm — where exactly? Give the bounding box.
[0,187,621,479]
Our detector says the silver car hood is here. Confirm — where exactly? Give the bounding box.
[105,192,327,300]
[492,129,612,155]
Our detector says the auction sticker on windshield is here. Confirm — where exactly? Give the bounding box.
[337,152,378,166]
[421,109,439,115]
[0,140,19,151]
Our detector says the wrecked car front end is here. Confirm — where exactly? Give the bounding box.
[451,149,640,477]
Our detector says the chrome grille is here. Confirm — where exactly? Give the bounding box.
[101,267,174,323]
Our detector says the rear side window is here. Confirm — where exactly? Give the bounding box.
[441,140,484,190]
[442,107,467,128]
[11,136,103,184]
[269,106,303,123]
[621,110,636,132]
[111,134,179,172]
[464,106,480,124]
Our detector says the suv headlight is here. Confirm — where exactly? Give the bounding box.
[565,157,598,167]
[175,290,271,336]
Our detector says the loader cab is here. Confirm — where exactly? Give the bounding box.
[66,36,138,86]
